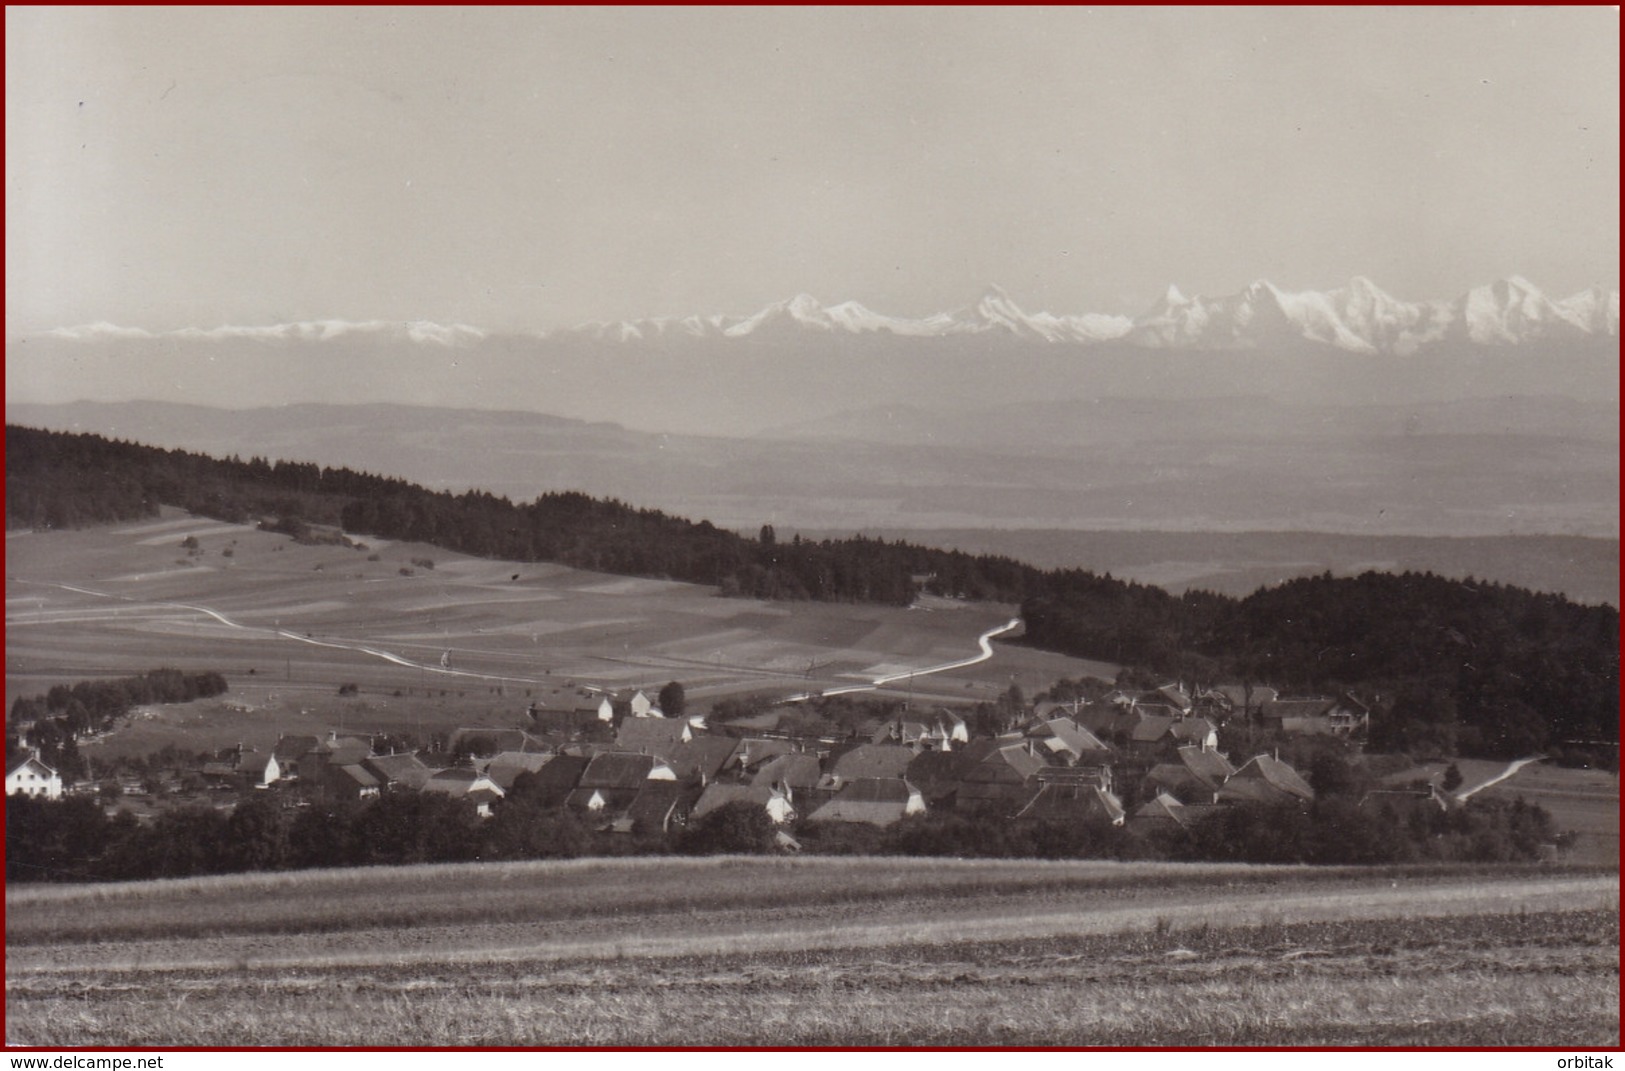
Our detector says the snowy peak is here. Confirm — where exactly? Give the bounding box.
[46,319,487,346]
[39,278,1618,355]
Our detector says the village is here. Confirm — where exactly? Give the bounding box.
[9,677,1452,852]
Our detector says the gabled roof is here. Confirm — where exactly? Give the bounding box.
[330,763,379,789]
[1219,754,1315,804]
[1131,792,1188,824]
[422,766,504,798]
[520,754,591,803]
[667,736,738,782]
[1261,696,1336,720]
[1151,684,1193,712]
[578,751,657,790]
[830,744,915,782]
[690,782,781,821]
[362,752,436,790]
[449,727,548,755]
[1176,744,1235,786]
[615,718,691,756]
[1014,782,1125,825]
[625,780,699,832]
[1167,718,1216,744]
[483,751,555,791]
[565,786,641,817]
[1027,716,1113,760]
[273,735,321,762]
[806,778,918,825]
[7,754,55,778]
[1129,714,1180,743]
[749,752,822,791]
[733,737,795,770]
[960,742,1047,783]
[325,744,372,767]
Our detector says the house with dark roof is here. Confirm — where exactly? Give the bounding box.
[618,780,701,836]
[422,766,505,817]
[449,727,549,757]
[272,735,322,779]
[566,751,673,823]
[691,782,795,825]
[362,752,437,792]
[324,762,381,801]
[903,749,964,809]
[236,750,280,788]
[1023,716,1113,767]
[666,736,738,784]
[1014,782,1126,826]
[748,752,822,795]
[1217,753,1316,807]
[482,751,555,792]
[806,778,924,826]
[953,738,1048,815]
[1144,745,1236,805]
[519,753,591,807]
[827,743,915,786]
[615,718,692,757]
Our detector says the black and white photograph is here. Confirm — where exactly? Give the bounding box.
[5,5,1618,1049]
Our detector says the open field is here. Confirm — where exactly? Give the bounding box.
[1477,763,1622,865]
[5,511,1115,755]
[6,856,1617,1046]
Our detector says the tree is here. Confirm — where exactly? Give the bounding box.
[227,795,289,871]
[658,681,687,719]
[1441,762,1464,793]
[679,800,773,855]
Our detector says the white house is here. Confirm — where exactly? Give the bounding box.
[6,754,63,799]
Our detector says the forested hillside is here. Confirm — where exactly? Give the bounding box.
[7,424,1616,759]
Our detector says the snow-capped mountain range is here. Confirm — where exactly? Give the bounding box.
[43,276,1619,355]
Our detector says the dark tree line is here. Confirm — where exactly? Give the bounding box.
[7,425,1617,759]
[5,780,1559,884]
[1023,569,1618,758]
[7,669,229,782]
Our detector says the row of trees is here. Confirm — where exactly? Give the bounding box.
[5,780,1559,885]
[8,669,229,784]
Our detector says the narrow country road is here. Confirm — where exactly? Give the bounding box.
[787,617,1021,701]
[1454,755,1545,801]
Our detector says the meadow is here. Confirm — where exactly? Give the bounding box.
[5,511,1113,756]
[6,856,1617,1046]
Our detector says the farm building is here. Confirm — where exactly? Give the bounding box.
[482,751,555,792]
[691,783,795,825]
[362,752,437,792]
[806,777,924,826]
[826,743,915,786]
[1014,781,1126,826]
[1144,746,1237,805]
[6,754,62,799]
[1217,754,1316,807]
[422,767,505,817]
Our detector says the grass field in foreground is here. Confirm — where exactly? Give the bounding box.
[7,856,1617,1046]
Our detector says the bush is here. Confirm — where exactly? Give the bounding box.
[679,800,774,855]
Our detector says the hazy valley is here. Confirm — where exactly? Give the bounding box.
[9,391,1618,605]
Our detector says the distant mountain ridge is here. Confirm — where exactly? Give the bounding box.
[39,276,1621,355]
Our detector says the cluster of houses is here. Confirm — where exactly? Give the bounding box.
[8,684,1399,842]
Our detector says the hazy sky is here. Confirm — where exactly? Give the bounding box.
[6,6,1619,334]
